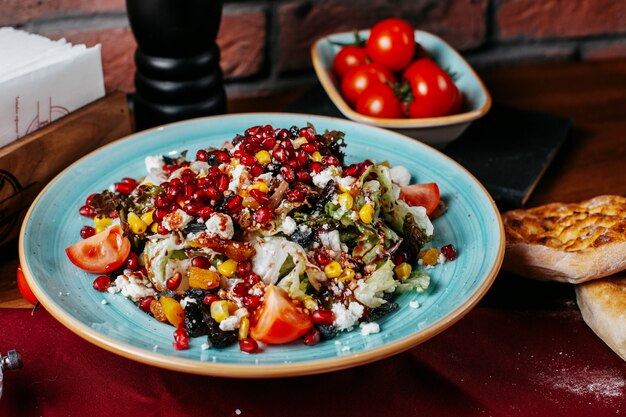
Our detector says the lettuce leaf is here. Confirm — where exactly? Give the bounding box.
[354,259,397,307]
[395,269,430,293]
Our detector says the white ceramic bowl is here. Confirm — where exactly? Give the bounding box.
[311,30,492,148]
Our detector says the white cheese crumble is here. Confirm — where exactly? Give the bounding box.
[360,322,380,336]
[312,167,340,188]
[319,230,342,254]
[409,301,421,309]
[228,164,246,192]
[205,213,234,240]
[332,302,365,331]
[162,209,193,231]
[390,165,411,186]
[100,299,108,305]
[108,273,156,302]
[336,175,356,191]
[180,296,197,309]
[201,342,212,350]
[279,216,297,235]
[142,155,167,185]
[219,315,240,331]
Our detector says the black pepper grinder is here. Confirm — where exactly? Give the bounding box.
[126,0,227,130]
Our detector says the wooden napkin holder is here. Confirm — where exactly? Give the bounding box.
[0,91,132,247]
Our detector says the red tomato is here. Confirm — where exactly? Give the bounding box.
[402,58,460,118]
[341,63,395,106]
[333,46,368,79]
[356,83,404,118]
[17,265,38,305]
[399,183,440,216]
[250,286,313,345]
[366,18,416,72]
[66,225,131,274]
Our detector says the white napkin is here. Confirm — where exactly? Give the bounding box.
[0,27,105,147]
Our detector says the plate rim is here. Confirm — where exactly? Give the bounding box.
[19,112,504,378]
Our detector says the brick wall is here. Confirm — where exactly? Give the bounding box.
[4,0,626,98]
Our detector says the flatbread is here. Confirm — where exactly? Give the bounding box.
[502,195,626,283]
[576,275,626,361]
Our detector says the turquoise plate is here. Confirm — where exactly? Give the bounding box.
[20,113,504,378]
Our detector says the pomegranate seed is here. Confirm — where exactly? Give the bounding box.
[239,338,259,354]
[125,252,140,271]
[286,189,306,203]
[311,309,335,326]
[254,206,274,224]
[85,193,96,205]
[196,149,208,161]
[295,150,309,167]
[167,186,180,199]
[250,164,265,177]
[156,195,170,208]
[191,256,211,269]
[236,261,252,276]
[115,182,134,195]
[280,166,295,183]
[244,142,262,154]
[240,153,256,166]
[304,328,321,346]
[272,148,288,163]
[204,187,221,200]
[153,208,168,221]
[392,252,407,266]
[216,175,229,193]
[344,164,360,177]
[310,162,324,174]
[441,244,457,261]
[191,190,205,201]
[80,225,96,238]
[314,251,331,265]
[197,206,214,218]
[249,189,269,205]
[104,263,119,273]
[182,202,199,215]
[122,177,138,186]
[233,282,250,297]
[225,195,243,213]
[301,143,317,153]
[323,155,340,167]
[245,126,261,137]
[173,327,190,350]
[208,166,221,179]
[138,296,155,313]
[157,224,169,235]
[166,272,182,291]
[203,294,220,305]
[359,160,373,174]
[243,295,261,309]
[244,272,261,285]
[276,128,290,141]
[184,183,196,198]
[93,275,111,292]
[170,178,182,187]
[197,177,211,189]
[215,150,231,163]
[299,126,316,141]
[262,138,276,150]
[296,170,311,183]
[79,205,95,218]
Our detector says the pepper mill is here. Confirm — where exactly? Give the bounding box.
[126,0,227,130]
[0,350,22,399]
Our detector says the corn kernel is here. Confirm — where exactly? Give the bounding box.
[337,192,354,210]
[255,150,271,164]
[141,209,154,225]
[94,216,112,229]
[312,151,322,162]
[293,137,308,148]
[218,259,238,277]
[248,181,269,193]
[159,296,184,327]
[419,248,440,266]
[210,300,232,323]
[189,266,220,290]
[394,262,413,280]
[339,268,355,281]
[143,182,153,186]
[95,225,106,234]
[150,222,158,233]
[324,261,343,278]
[128,212,148,234]
[239,317,250,340]
[359,203,374,224]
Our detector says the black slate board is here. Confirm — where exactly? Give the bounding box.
[285,84,572,210]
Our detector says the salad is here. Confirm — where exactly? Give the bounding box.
[65,124,456,353]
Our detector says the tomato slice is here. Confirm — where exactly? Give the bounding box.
[66,225,131,274]
[399,183,441,216]
[250,286,313,345]
[17,265,38,305]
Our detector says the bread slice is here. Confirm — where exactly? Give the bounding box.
[576,275,626,361]
[502,195,626,283]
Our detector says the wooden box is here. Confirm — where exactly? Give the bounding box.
[0,91,132,247]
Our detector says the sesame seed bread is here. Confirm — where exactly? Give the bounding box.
[502,195,626,283]
[575,275,626,361]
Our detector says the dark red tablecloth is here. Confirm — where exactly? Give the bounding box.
[0,307,623,416]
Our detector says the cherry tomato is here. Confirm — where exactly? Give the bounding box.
[250,286,313,344]
[356,83,404,118]
[17,265,37,305]
[402,58,460,118]
[366,18,416,72]
[399,183,440,216]
[333,46,368,79]
[341,63,395,106]
[65,225,131,274]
